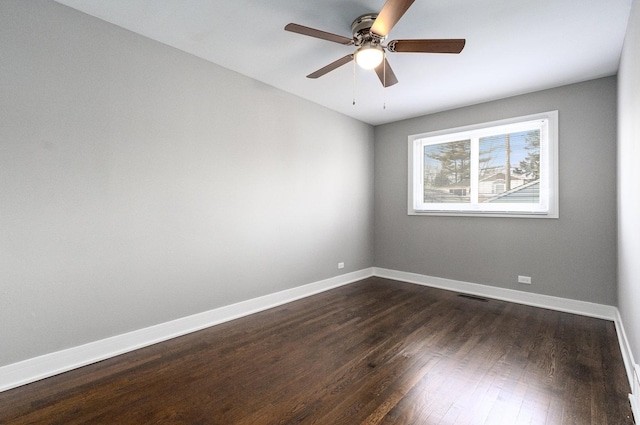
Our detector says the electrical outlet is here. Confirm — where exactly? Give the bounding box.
[338,262,345,269]
[518,275,532,284]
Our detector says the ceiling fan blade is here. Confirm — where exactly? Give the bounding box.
[374,57,399,87]
[387,39,466,54]
[370,0,415,37]
[307,54,354,79]
[285,23,353,45]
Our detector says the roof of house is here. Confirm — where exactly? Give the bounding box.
[486,180,540,203]
[480,172,525,182]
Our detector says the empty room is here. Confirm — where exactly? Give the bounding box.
[1,0,639,424]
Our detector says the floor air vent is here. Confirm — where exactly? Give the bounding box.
[457,293,489,302]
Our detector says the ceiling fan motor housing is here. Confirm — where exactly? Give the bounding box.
[351,14,385,46]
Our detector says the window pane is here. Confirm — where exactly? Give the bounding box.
[423,140,471,203]
[478,130,540,204]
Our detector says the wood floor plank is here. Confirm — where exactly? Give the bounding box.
[0,277,633,424]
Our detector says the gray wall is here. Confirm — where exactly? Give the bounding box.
[618,0,640,367]
[0,1,374,367]
[374,77,618,305]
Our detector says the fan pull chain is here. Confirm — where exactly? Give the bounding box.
[383,51,387,110]
[352,58,356,106]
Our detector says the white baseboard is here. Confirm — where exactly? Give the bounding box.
[0,268,374,393]
[614,310,639,414]
[373,267,618,320]
[631,363,640,424]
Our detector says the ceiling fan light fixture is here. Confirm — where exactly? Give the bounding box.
[355,43,383,69]
[285,0,465,88]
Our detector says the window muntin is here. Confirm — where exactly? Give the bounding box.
[409,111,558,217]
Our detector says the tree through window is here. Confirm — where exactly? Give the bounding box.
[423,140,471,203]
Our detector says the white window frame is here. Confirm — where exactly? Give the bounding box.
[408,111,559,218]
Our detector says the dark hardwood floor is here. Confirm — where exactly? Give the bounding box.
[0,277,633,424]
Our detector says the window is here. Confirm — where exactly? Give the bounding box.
[408,111,558,218]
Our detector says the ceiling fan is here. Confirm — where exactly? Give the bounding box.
[284,0,465,87]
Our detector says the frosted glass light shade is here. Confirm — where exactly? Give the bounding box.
[355,44,383,69]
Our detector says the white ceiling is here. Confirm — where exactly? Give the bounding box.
[53,0,632,125]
